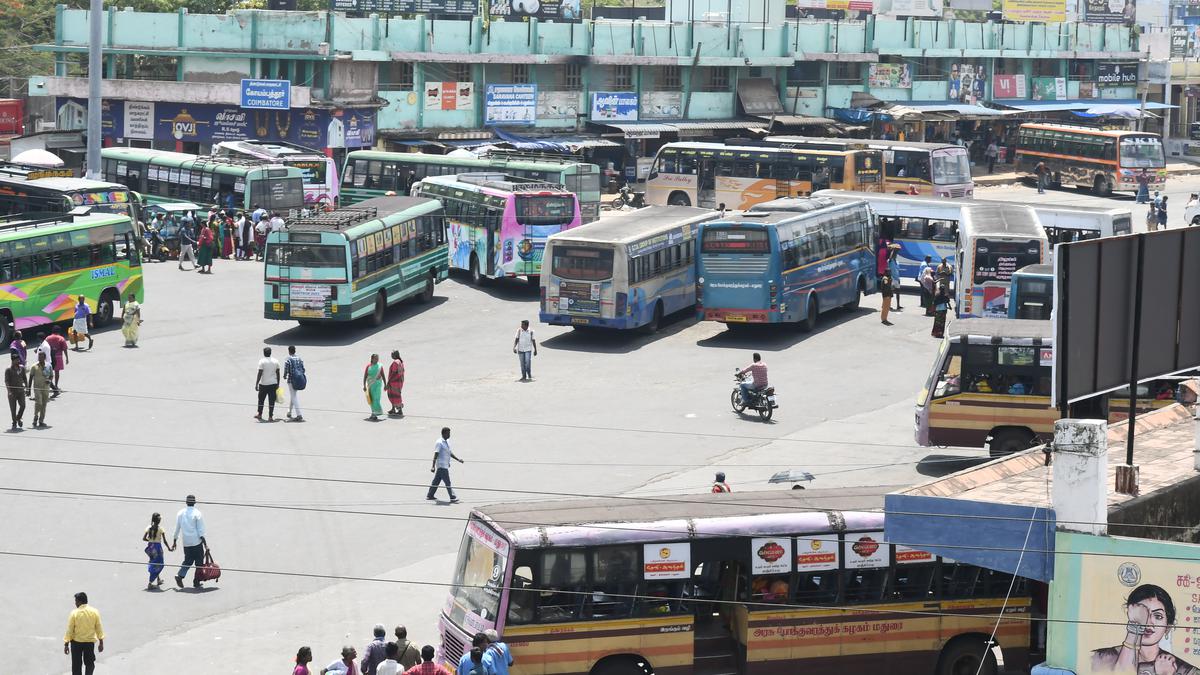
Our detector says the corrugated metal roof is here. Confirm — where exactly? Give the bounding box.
[759,115,838,126]
[669,119,767,130]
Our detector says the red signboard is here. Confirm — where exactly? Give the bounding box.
[993,75,1027,100]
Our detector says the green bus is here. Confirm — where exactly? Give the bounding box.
[340,150,602,222]
[263,196,448,326]
[99,147,305,213]
[0,210,143,344]
[0,173,139,221]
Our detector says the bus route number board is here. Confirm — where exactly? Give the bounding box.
[289,284,331,319]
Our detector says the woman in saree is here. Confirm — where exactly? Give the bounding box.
[142,512,174,590]
[221,212,235,259]
[931,281,952,339]
[196,220,215,273]
[362,353,385,421]
[386,350,405,417]
[121,293,142,347]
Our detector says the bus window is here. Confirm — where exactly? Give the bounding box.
[933,354,962,399]
[898,217,927,240]
[507,555,536,625]
[794,571,840,604]
[942,563,981,598]
[930,220,956,241]
[841,568,888,604]
[750,574,791,604]
[590,547,638,619]
[893,563,935,601]
[538,550,587,622]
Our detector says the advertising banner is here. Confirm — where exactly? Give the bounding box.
[124,101,154,140]
[868,63,912,89]
[590,92,638,121]
[845,531,890,569]
[1002,0,1066,22]
[1097,62,1138,87]
[643,543,690,579]
[795,536,839,571]
[488,0,582,22]
[641,91,682,119]
[424,82,474,112]
[485,84,537,126]
[895,543,934,565]
[751,538,793,575]
[240,79,291,111]
[948,64,985,104]
[330,0,478,15]
[1079,82,1098,99]
[1172,25,1190,58]
[993,74,1028,99]
[1032,77,1067,101]
[1083,0,1135,24]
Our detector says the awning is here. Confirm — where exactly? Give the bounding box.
[905,101,1011,117]
[441,138,497,149]
[594,120,767,139]
[999,99,1177,113]
[491,128,622,153]
[737,77,785,116]
[667,120,769,131]
[756,114,838,126]
[598,122,678,139]
[390,139,446,148]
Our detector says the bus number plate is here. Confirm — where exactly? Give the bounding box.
[571,317,590,325]
[725,314,747,323]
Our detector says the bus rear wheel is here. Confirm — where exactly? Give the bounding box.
[0,313,12,346]
[845,279,864,310]
[667,193,691,207]
[470,255,485,286]
[800,296,818,332]
[937,638,996,675]
[369,292,386,327]
[1093,175,1112,198]
[643,302,663,334]
[419,276,435,303]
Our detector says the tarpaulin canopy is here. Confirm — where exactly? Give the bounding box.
[999,99,1177,113]
[905,101,1012,117]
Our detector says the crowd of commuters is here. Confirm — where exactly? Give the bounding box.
[292,625,511,675]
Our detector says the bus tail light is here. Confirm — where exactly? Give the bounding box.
[271,284,279,300]
[695,282,703,306]
[616,292,627,316]
[769,282,777,310]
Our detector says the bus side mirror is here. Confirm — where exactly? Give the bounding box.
[648,171,659,180]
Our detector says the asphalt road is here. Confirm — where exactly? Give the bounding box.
[4,176,1190,674]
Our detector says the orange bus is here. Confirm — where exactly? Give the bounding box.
[1014,123,1165,197]
[439,489,1035,675]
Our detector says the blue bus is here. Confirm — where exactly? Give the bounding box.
[696,197,877,330]
[1007,264,1053,320]
[540,206,719,331]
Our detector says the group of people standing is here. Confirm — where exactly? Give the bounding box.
[173,205,286,272]
[293,622,487,675]
[875,242,954,336]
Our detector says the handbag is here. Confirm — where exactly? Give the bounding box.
[194,548,221,583]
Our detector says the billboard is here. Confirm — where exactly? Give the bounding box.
[642,543,689,579]
[488,0,582,21]
[485,84,537,126]
[590,92,638,121]
[330,0,478,14]
[868,63,912,89]
[1172,25,1190,58]
[1032,76,1067,101]
[993,74,1028,99]
[1083,0,1135,23]
[424,82,474,111]
[948,64,985,104]
[1002,0,1066,22]
[1097,62,1138,87]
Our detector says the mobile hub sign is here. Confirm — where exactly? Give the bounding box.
[241,79,291,111]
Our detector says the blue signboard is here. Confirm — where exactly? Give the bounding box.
[590,92,638,122]
[241,79,291,110]
[485,84,537,126]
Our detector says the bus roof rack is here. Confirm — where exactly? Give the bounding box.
[479,148,581,163]
[287,207,379,231]
[457,172,566,193]
[0,212,77,232]
[187,155,275,170]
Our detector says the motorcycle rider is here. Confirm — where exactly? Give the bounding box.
[737,353,768,405]
[712,472,731,493]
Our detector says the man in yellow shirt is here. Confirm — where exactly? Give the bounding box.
[64,592,104,675]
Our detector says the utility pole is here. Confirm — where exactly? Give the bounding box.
[86,0,102,179]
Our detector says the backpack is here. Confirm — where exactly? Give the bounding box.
[290,357,307,390]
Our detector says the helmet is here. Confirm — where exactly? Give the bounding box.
[715,472,726,482]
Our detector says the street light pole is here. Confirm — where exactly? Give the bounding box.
[86,0,102,180]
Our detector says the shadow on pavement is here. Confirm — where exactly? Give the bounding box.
[447,273,540,303]
[915,453,992,478]
[263,296,448,347]
[541,310,696,354]
[695,306,874,351]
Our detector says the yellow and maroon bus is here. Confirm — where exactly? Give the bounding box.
[1014,123,1165,197]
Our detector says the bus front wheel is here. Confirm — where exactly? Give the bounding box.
[1093,175,1112,198]
[989,428,1036,458]
[800,296,818,332]
[0,313,12,346]
[469,255,485,286]
[937,637,996,675]
[844,279,864,310]
[94,290,117,327]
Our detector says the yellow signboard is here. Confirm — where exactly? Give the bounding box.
[1003,0,1066,22]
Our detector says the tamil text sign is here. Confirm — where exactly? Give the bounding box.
[591,92,638,122]
[1002,0,1066,22]
[331,0,477,14]
[240,79,291,111]
[485,84,537,126]
[1083,0,1134,23]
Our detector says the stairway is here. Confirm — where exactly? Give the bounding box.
[693,625,740,675]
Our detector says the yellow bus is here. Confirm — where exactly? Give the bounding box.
[644,142,882,211]
[439,488,1035,675]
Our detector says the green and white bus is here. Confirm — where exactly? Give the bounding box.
[0,210,143,344]
[0,174,139,221]
[99,147,305,213]
[339,150,602,222]
[263,196,448,326]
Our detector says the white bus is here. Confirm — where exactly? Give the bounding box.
[212,140,339,207]
[1025,203,1131,244]
[539,206,718,332]
[954,204,1048,319]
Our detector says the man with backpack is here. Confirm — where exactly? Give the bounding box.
[283,345,306,422]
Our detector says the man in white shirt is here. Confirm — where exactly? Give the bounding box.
[512,320,538,381]
[171,494,207,589]
[269,212,286,233]
[426,426,464,503]
[254,346,281,422]
[375,642,402,675]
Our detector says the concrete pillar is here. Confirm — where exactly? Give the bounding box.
[1051,418,1107,537]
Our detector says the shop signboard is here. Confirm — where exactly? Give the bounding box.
[330,0,477,15]
[948,64,985,104]
[124,101,154,140]
[424,82,474,111]
[1097,62,1138,87]
[590,92,638,122]
[1083,0,1135,23]
[240,79,290,111]
[485,84,537,126]
[868,64,912,89]
[642,543,690,579]
[641,91,682,119]
[487,0,582,22]
[1002,0,1066,22]
[1032,77,1067,101]
[1172,25,1190,58]
[993,74,1027,99]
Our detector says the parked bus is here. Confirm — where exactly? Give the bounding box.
[1014,123,1165,196]
[440,488,1036,675]
[1007,264,1053,320]
[916,318,1184,456]
[1027,203,1132,244]
[644,142,883,211]
[954,204,1048,319]
[263,196,447,326]
[340,150,602,222]
[763,137,974,198]
[413,173,581,284]
[696,197,877,330]
[0,174,138,222]
[213,140,339,207]
[100,147,306,213]
[539,206,718,331]
[0,211,143,344]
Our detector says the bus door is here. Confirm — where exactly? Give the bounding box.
[484,205,498,275]
[689,555,745,673]
[697,157,717,209]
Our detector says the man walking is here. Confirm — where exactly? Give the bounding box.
[45,327,69,394]
[394,626,421,670]
[172,494,208,589]
[26,349,52,428]
[72,296,94,350]
[283,345,306,422]
[984,140,999,174]
[513,320,537,381]
[6,353,25,429]
[1034,161,1048,194]
[178,217,198,271]
[255,346,281,422]
[64,592,104,675]
[361,624,388,675]
[404,645,449,675]
[427,427,464,503]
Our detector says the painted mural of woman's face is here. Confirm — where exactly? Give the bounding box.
[1129,597,1171,647]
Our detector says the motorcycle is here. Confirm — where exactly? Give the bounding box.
[732,369,777,422]
[142,224,171,263]
[611,184,646,210]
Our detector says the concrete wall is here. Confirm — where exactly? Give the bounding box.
[184,56,252,85]
[329,61,377,103]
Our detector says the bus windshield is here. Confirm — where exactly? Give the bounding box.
[1119,137,1164,168]
[701,228,770,253]
[972,239,1042,285]
[931,151,971,185]
[448,520,508,628]
[267,243,346,269]
[516,195,575,226]
[551,245,614,281]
